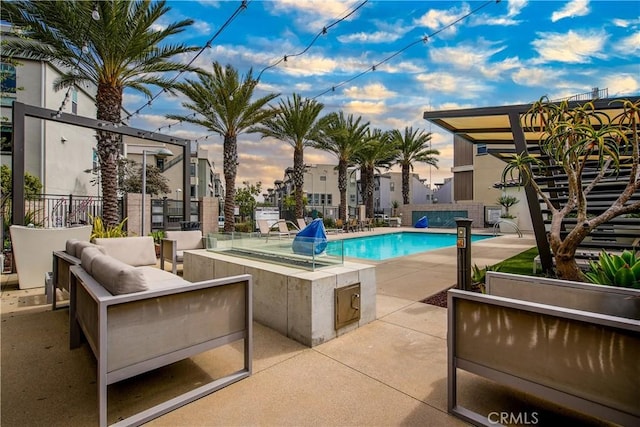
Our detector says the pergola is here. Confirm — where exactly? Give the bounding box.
[11,101,191,227]
[423,96,640,273]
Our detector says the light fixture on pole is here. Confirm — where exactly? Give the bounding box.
[142,147,173,236]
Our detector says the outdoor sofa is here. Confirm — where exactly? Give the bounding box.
[448,271,639,426]
[160,230,205,274]
[51,236,158,310]
[68,243,252,426]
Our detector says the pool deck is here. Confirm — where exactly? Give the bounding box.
[1,227,610,426]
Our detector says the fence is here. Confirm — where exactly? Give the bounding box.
[20,194,104,229]
[150,198,201,231]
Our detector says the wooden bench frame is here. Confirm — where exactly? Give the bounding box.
[69,266,252,427]
[448,272,640,427]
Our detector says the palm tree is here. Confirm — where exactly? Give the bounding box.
[168,62,279,232]
[250,94,323,219]
[313,112,370,221]
[2,0,203,226]
[355,129,398,218]
[390,126,439,205]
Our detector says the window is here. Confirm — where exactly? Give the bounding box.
[0,63,17,106]
[476,143,488,155]
[320,175,327,181]
[327,194,332,205]
[190,185,196,197]
[92,148,99,171]
[190,163,196,176]
[1,124,12,152]
[390,182,395,191]
[156,158,165,170]
[71,87,78,114]
[349,194,355,203]
[320,194,325,204]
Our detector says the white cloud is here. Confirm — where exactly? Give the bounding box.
[511,67,563,87]
[604,74,640,97]
[416,72,489,98]
[338,30,403,44]
[551,0,590,23]
[532,30,608,63]
[343,100,387,116]
[413,4,471,37]
[429,40,507,73]
[343,83,396,100]
[267,0,362,33]
[192,20,212,35]
[507,0,529,18]
[612,17,640,28]
[614,31,640,56]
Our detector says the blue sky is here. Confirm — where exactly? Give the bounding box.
[123,0,640,193]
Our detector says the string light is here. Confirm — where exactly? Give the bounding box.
[312,0,499,99]
[255,0,368,82]
[125,0,253,127]
[91,2,100,21]
[54,2,99,117]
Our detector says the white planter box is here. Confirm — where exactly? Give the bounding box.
[10,225,92,289]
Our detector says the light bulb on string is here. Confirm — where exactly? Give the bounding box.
[92,5,100,21]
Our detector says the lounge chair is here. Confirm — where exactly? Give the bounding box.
[296,218,307,230]
[257,219,289,240]
[277,220,298,237]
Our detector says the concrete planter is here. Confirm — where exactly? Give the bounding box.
[9,225,92,289]
[449,271,640,426]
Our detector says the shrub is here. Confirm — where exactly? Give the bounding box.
[584,250,640,288]
[90,216,128,240]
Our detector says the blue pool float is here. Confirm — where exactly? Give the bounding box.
[292,218,328,255]
[415,216,429,228]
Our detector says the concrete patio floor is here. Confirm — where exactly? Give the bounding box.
[1,229,612,426]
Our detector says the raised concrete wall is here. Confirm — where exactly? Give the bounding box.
[183,250,376,347]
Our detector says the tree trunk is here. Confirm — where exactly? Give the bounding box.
[95,83,123,227]
[402,163,410,205]
[293,147,304,219]
[223,134,237,232]
[338,160,347,221]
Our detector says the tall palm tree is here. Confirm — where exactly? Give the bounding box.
[313,112,370,221]
[2,0,202,226]
[250,94,323,219]
[390,127,439,205]
[168,62,279,232]
[355,129,398,218]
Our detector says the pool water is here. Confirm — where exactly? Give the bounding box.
[326,232,494,261]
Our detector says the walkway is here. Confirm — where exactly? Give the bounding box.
[1,230,610,426]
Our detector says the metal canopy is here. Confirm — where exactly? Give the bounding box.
[423,96,640,273]
[11,101,191,226]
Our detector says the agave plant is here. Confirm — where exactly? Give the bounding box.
[584,250,640,288]
[90,216,128,241]
[471,264,502,293]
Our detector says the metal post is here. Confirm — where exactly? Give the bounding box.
[455,218,473,291]
[141,150,148,236]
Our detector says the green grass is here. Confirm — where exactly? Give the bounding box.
[491,246,540,276]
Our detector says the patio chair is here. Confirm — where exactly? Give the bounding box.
[296,218,307,230]
[257,219,289,240]
[277,220,297,237]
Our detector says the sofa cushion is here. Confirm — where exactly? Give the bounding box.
[91,254,148,295]
[66,239,101,259]
[80,246,105,276]
[93,236,156,267]
[138,266,190,290]
[165,230,204,251]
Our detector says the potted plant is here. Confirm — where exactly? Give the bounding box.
[497,194,519,232]
[150,230,166,257]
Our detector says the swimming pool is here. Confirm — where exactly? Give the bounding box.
[326,232,494,261]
